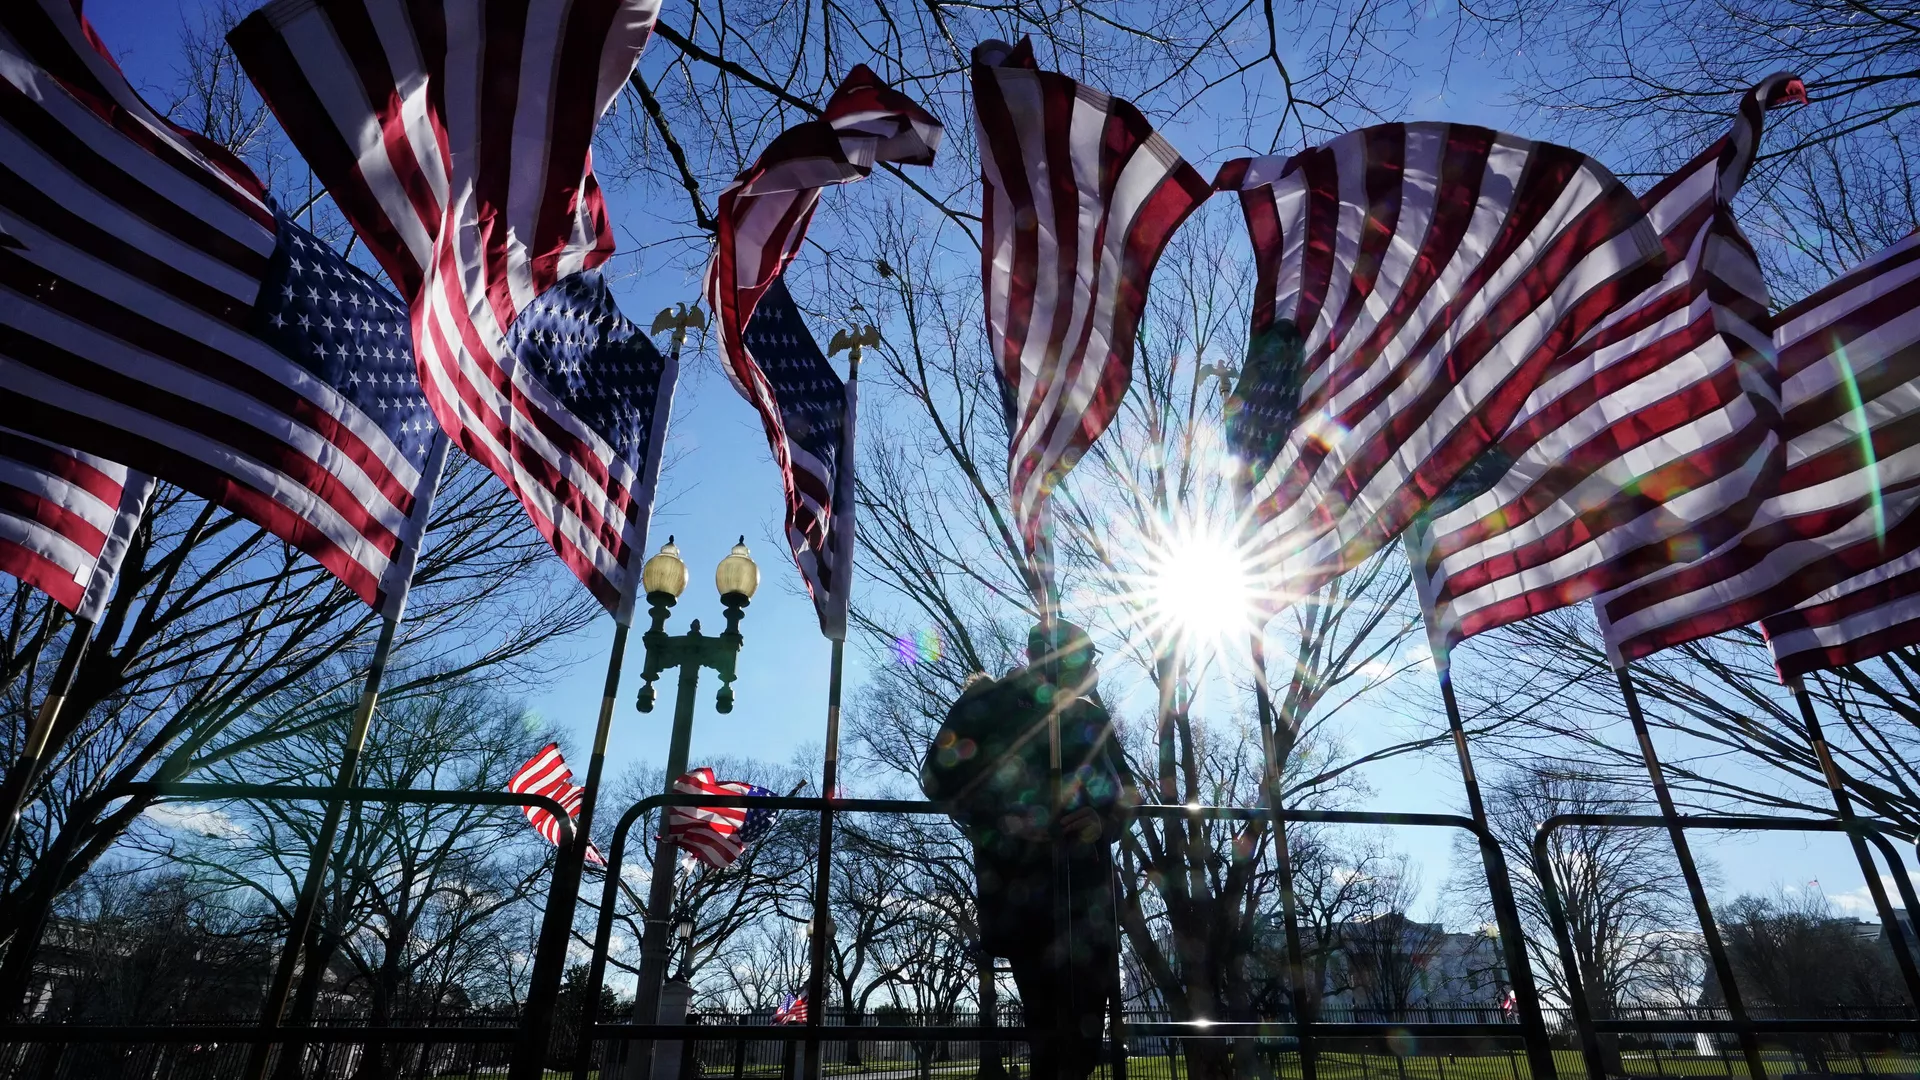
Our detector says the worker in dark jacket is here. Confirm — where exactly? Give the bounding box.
[920,622,1131,1080]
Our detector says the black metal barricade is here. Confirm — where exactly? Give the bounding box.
[9,785,1920,1080]
[1535,812,1920,1080]
[574,792,1549,1080]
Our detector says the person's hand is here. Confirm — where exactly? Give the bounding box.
[1061,806,1103,843]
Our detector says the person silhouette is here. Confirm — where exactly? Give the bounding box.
[921,621,1131,1080]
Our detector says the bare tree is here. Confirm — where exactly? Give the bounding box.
[160,683,553,1050]
[0,461,596,983]
[1461,0,1920,300]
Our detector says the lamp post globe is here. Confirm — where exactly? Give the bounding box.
[643,536,690,602]
[715,536,759,604]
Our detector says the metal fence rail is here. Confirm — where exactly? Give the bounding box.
[10,788,1920,1080]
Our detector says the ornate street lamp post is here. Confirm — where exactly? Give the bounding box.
[625,536,758,1077]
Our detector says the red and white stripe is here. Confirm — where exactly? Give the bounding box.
[508,743,605,865]
[1594,231,1920,675]
[0,428,153,623]
[1216,123,1664,602]
[1415,76,1805,650]
[0,1,436,612]
[974,39,1213,590]
[666,767,764,869]
[706,67,939,640]
[231,0,666,621]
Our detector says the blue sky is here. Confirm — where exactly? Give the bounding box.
[79,0,1899,928]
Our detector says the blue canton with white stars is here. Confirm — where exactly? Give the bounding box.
[735,783,778,845]
[248,216,436,469]
[505,270,668,469]
[742,278,844,474]
[1225,318,1307,480]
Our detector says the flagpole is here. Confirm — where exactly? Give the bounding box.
[513,619,633,1079]
[562,308,698,1080]
[1248,636,1316,1080]
[801,636,844,1076]
[1786,676,1920,1000]
[804,324,863,1080]
[0,616,94,870]
[1615,665,1768,1080]
[245,435,451,1080]
[1431,663,1559,1080]
[1402,534,1555,1078]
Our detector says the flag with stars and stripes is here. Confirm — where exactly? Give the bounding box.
[667,767,778,869]
[0,1,446,616]
[730,279,857,639]
[230,0,674,624]
[975,39,1212,604]
[1596,230,1920,677]
[1415,75,1803,655]
[1214,122,1663,606]
[508,743,606,866]
[773,991,808,1025]
[0,428,154,624]
[704,67,937,638]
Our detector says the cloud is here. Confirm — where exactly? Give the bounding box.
[142,802,247,839]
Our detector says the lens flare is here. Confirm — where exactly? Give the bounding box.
[891,627,944,666]
[1138,516,1262,656]
[1833,337,1886,548]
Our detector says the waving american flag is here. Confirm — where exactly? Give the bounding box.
[509,744,606,866]
[1415,75,1804,652]
[974,39,1212,600]
[1597,230,1920,676]
[731,279,857,638]
[0,1,446,614]
[1216,123,1663,604]
[0,430,153,623]
[231,0,672,623]
[667,768,778,869]
[773,991,809,1025]
[706,67,938,639]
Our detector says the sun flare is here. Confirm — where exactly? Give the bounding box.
[1142,519,1261,654]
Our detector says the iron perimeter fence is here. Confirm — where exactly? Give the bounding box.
[8,789,1920,1080]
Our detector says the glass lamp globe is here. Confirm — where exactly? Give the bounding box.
[715,536,759,601]
[642,537,689,599]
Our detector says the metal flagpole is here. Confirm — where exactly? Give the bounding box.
[0,618,94,868]
[1249,637,1316,1080]
[804,320,865,1080]
[512,621,633,1079]
[245,435,451,1080]
[1787,676,1920,1001]
[801,636,845,1077]
[1615,666,1768,1080]
[1034,519,1074,1080]
[1432,665,1560,1080]
[1403,530,1555,1080]
[513,307,693,1080]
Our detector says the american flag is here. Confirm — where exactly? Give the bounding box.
[508,743,606,866]
[1214,123,1663,604]
[730,279,856,638]
[705,66,938,638]
[1414,75,1804,651]
[0,429,154,623]
[0,0,446,614]
[1596,230,1920,676]
[666,767,777,870]
[231,0,672,623]
[974,39,1213,597]
[773,991,808,1025]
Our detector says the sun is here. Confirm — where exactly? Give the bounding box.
[1141,517,1262,655]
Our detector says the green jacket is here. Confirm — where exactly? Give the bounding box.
[920,666,1126,867]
